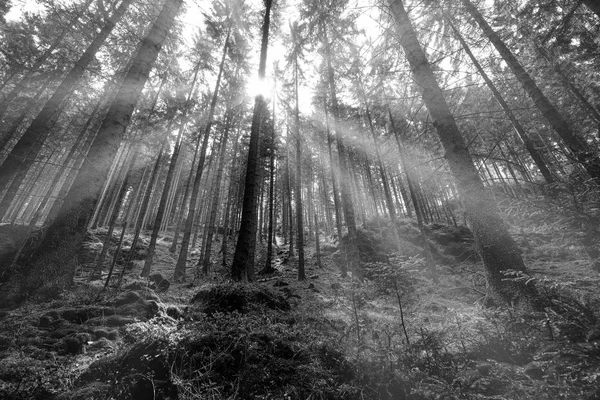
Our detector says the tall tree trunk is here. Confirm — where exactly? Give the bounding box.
[388,0,538,306]
[1,0,182,302]
[263,96,277,274]
[294,53,305,281]
[461,0,600,182]
[286,140,295,258]
[0,0,134,219]
[231,0,274,282]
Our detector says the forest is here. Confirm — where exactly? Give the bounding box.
[0,0,599,398]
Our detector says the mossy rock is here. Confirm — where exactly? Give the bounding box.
[190,284,290,314]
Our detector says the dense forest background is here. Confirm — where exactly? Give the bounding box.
[0,0,600,399]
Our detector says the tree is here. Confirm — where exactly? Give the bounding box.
[231,0,274,282]
[1,0,183,302]
[291,22,306,281]
[386,0,539,307]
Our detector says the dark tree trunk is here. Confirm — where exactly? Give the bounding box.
[263,98,277,274]
[231,0,274,282]
[1,0,182,302]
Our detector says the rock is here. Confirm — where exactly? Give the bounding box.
[149,273,170,292]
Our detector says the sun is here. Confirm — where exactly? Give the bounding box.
[246,75,275,99]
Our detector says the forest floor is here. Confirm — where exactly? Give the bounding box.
[1,192,600,399]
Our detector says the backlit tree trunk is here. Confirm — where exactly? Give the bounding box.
[231,0,274,282]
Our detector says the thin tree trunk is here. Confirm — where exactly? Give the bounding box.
[263,96,277,274]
